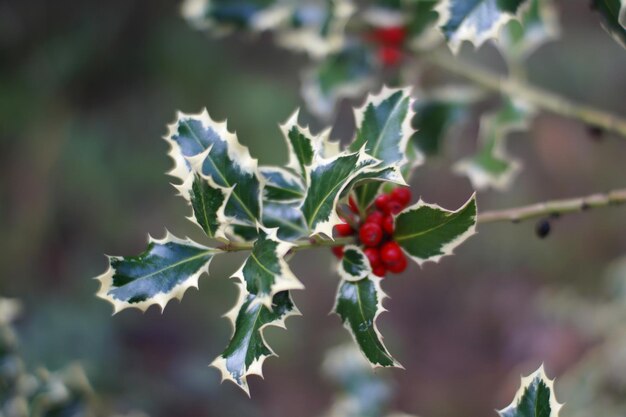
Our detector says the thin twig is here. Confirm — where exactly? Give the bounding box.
[422,49,626,138]
[478,188,626,224]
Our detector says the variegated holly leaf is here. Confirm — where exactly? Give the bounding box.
[437,0,530,53]
[592,0,626,49]
[175,172,232,240]
[182,0,287,32]
[233,201,308,242]
[411,86,483,156]
[301,149,379,237]
[498,365,563,417]
[393,194,477,266]
[302,45,377,120]
[453,98,531,191]
[232,226,303,308]
[263,201,308,240]
[281,110,319,181]
[212,290,299,396]
[276,0,355,59]
[337,246,372,282]
[333,275,401,368]
[95,232,217,313]
[166,110,263,226]
[349,87,417,209]
[260,167,305,203]
[498,0,560,62]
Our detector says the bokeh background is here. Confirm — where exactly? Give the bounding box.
[1,1,626,416]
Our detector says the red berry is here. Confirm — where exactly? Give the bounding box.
[363,247,382,268]
[331,246,344,258]
[370,27,407,46]
[390,187,411,207]
[380,242,404,266]
[378,46,402,67]
[387,256,408,274]
[382,215,394,235]
[334,221,354,237]
[348,196,359,213]
[375,194,391,211]
[386,199,404,215]
[359,222,383,247]
[365,211,384,226]
[373,264,387,277]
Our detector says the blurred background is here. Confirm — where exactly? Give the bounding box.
[1,1,626,416]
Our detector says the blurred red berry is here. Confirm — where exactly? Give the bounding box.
[349,196,359,213]
[387,256,408,273]
[373,264,387,277]
[390,187,411,207]
[331,246,344,258]
[370,27,406,45]
[359,222,383,247]
[375,194,391,211]
[378,46,402,67]
[382,215,394,235]
[380,242,404,266]
[363,247,382,268]
[366,210,384,226]
[334,221,354,237]
[386,199,404,215]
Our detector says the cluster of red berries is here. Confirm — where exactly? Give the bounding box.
[332,187,412,278]
[367,26,407,67]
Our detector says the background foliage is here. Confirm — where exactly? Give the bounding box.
[1,0,626,416]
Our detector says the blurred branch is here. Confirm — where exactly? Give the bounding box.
[422,49,626,139]
[479,188,626,224]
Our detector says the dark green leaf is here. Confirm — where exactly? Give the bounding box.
[333,276,401,368]
[498,366,563,417]
[212,291,299,395]
[394,194,477,265]
[437,0,529,52]
[338,246,372,281]
[167,110,262,225]
[233,227,303,308]
[261,167,305,202]
[453,98,530,191]
[96,233,216,313]
[349,88,415,209]
[301,150,379,237]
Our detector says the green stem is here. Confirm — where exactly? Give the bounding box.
[422,49,626,138]
[478,188,626,224]
[217,236,356,253]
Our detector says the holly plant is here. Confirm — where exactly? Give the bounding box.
[95,87,478,394]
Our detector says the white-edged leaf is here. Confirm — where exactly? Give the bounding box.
[280,110,320,181]
[302,45,377,120]
[333,275,402,368]
[453,98,531,191]
[95,232,217,314]
[498,365,563,417]
[276,0,356,59]
[393,193,477,266]
[337,246,372,282]
[167,109,263,226]
[260,166,305,203]
[349,87,418,209]
[211,290,300,396]
[174,171,232,240]
[182,0,289,33]
[301,149,379,238]
[498,0,560,62]
[437,0,530,53]
[231,226,303,309]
